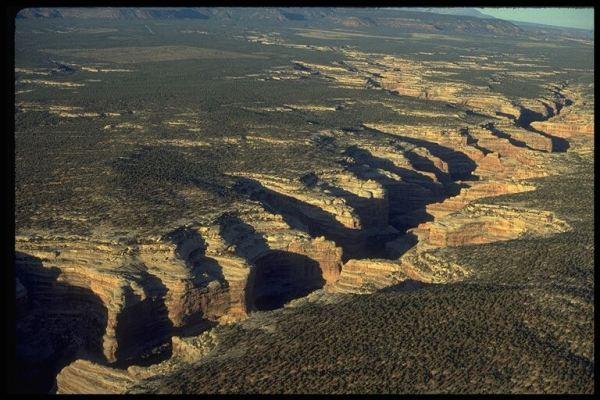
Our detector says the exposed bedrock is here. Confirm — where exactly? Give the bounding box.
[245,250,324,311]
[211,211,343,308]
[532,118,594,139]
[531,110,594,138]
[15,213,344,392]
[330,87,590,295]
[333,239,472,293]
[514,92,575,153]
[306,50,579,158]
[15,247,122,362]
[56,331,218,394]
[16,70,592,392]
[57,360,135,394]
[333,258,410,294]
[50,209,344,393]
[56,360,135,394]
[232,175,390,259]
[414,204,571,248]
[14,238,229,394]
[359,124,533,183]
[339,144,451,236]
[112,268,174,366]
[386,181,452,234]
[317,170,390,230]
[212,210,343,285]
[335,199,571,293]
[424,180,536,220]
[137,231,231,333]
[517,97,560,120]
[361,124,478,180]
[529,87,594,142]
[461,95,522,120]
[396,248,470,284]
[15,252,109,393]
[484,122,554,152]
[466,127,553,180]
[365,52,576,155]
[286,238,343,287]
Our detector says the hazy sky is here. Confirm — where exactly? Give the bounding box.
[478,8,594,30]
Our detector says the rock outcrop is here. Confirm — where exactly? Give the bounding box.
[15,202,345,387]
[328,82,591,295]
[417,204,571,248]
[55,330,217,394]
[15,30,594,393]
[530,87,594,140]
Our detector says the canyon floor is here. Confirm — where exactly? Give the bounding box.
[13,8,594,394]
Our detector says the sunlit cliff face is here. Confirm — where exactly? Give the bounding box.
[14,9,593,394]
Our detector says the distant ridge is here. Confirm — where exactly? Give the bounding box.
[16,7,524,36]
[400,7,495,19]
[509,19,593,37]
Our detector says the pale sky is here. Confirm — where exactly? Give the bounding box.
[477,8,594,30]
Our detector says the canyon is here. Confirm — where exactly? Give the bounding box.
[13,11,594,394]
[16,79,592,393]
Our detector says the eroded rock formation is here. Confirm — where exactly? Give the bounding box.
[417,204,571,248]
[328,82,589,294]
[15,37,594,393]
[15,202,345,389]
[55,331,217,394]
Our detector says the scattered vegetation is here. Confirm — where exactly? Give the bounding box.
[130,155,594,394]
[15,14,593,394]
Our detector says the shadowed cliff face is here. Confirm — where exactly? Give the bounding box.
[339,138,471,241]
[15,252,108,394]
[483,122,536,151]
[233,177,367,259]
[113,269,173,367]
[14,245,223,392]
[217,212,270,259]
[342,144,443,186]
[383,133,478,182]
[339,145,441,238]
[517,108,570,152]
[163,227,227,335]
[13,12,593,393]
[247,251,325,311]
[217,214,326,312]
[16,82,585,392]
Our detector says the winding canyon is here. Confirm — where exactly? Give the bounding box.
[13,14,594,394]
[16,79,592,393]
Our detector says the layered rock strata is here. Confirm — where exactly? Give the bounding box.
[331,84,590,294]
[16,205,343,390]
[416,204,571,248]
[16,41,594,393]
[55,331,217,394]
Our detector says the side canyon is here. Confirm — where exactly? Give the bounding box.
[13,10,594,394]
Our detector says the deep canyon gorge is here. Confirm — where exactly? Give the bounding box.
[12,7,594,394]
